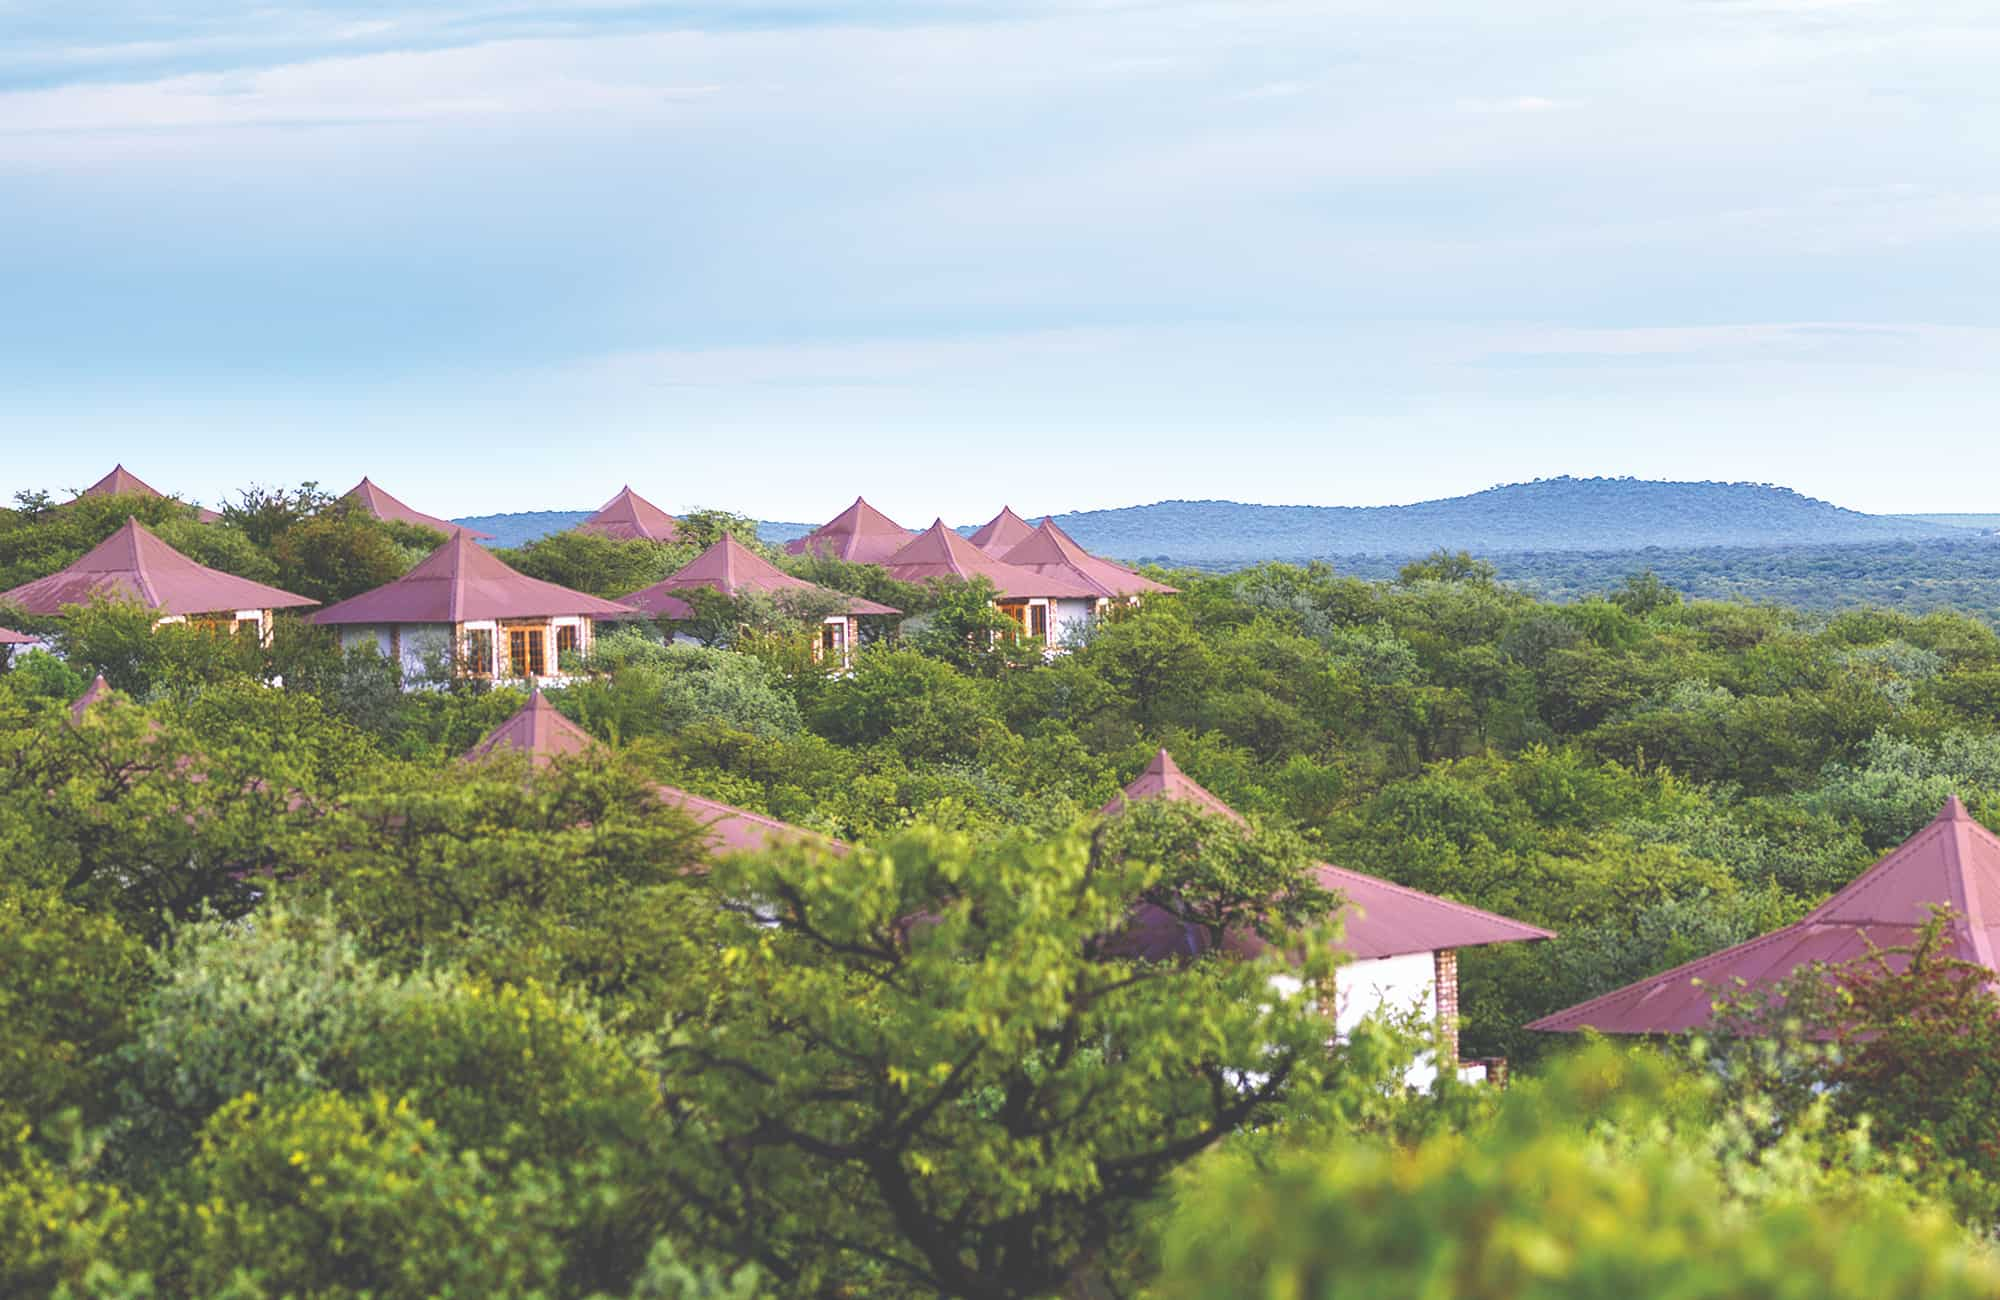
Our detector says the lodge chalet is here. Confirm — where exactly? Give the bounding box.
[0,518,317,641]
[1103,750,1551,1086]
[881,520,1101,644]
[617,533,899,667]
[310,530,636,683]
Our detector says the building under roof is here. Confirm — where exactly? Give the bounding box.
[1531,796,2000,1036]
[882,520,1099,602]
[75,465,222,524]
[312,531,635,626]
[465,690,847,858]
[784,497,919,565]
[577,487,681,543]
[1002,519,1177,600]
[342,477,492,539]
[1101,750,1552,962]
[618,533,899,621]
[0,518,316,621]
[968,507,1036,557]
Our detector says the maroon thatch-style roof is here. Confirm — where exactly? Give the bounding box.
[76,465,221,524]
[619,534,899,621]
[311,531,637,626]
[1531,796,2000,1035]
[578,487,681,543]
[342,478,492,539]
[784,497,918,565]
[882,520,1099,601]
[657,785,851,859]
[69,673,120,726]
[968,507,1036,557]
[1103,750,1552,961]
[462,688,598,767]
[1003,520,1177,600]
[463,691,847,857]
[0,627,33,646]
[0,518,317,617]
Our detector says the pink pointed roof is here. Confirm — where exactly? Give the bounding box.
[0,518,317,617]
[618,533,899,620]
[0,627,33,645]
[1100,749,1245,822]
[1532,796,2000,1035]
[462,688,596,767]
[882,520,1100,601]
[968,507,1037,557]
[1003,520,1177,600]
[1103,749,1552,961]
[68,673,119,725]
[657,784,850,858]
[784,497,919,565]
[343,477,492,539]
[76,465,221,524]
[310,531,637,625]
[577,487,681,543]
[462,692,847,857]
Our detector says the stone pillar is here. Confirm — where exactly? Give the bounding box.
[1434,948,1460,1069]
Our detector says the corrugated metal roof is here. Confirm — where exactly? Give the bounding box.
[783,497,918,564]
[1530,796,2000,1034]
[310,530,637,625]
[0,518,317,616]
[76,465,222,524]
[968,506,1036,557]
[464,690,847,857]
[1102,749,1552,961]
[1002,520,1177,600]
[577,486,681,543]
[882,520,1101,600]
[461,688,597,766]
[0,627,34,645]
[619,533,899,619]
[343,477,493,539]
[68,673,121,726]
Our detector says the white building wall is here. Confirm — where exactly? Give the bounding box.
[1331,950,1441,1090]
[1049,597,1100,646]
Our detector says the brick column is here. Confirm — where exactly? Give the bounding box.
[1433,949,1460,1069]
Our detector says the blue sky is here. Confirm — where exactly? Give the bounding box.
[3,0,1997,522]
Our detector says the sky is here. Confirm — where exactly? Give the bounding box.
[3,0,1998,523]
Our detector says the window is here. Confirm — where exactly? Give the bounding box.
[555,624,580,663]
[508,627,547,678]
[996,601,1030,637]
[463,628,494,677]
[234,616,262,639]
[1028,603,1049,640]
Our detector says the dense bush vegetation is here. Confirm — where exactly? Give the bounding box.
[8,481,2000,1293]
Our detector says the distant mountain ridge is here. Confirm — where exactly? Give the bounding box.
[456,478,1980,566]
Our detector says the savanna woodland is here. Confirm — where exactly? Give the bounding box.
[9,482,2000,1298]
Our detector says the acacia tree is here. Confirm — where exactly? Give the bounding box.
[659,823,1349,1298]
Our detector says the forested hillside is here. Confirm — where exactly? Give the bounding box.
[463,478,1986,592]
[9,486,2000,1295]
[1047,477,1970,566]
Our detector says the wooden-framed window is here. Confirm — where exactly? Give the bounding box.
[463,628,494,677]
[508,627,547,679]
[234,615,262,639]
[555,624,580,663]
[1027,602,1049,640]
